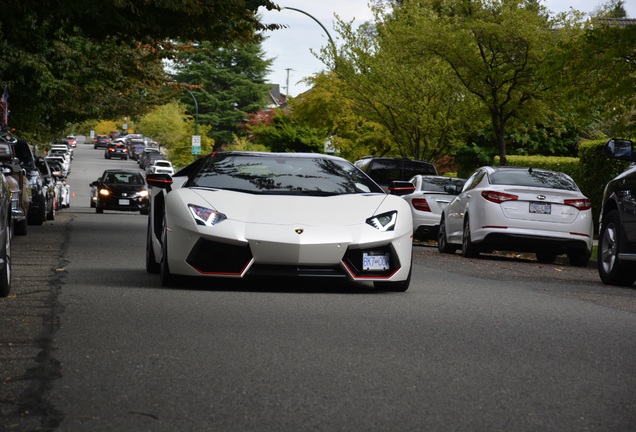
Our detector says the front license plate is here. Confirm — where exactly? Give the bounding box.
[529,202,551,214]
[363,253,390,271]
[119,199,130,205]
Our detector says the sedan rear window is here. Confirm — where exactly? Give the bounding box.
[489,169,578,191]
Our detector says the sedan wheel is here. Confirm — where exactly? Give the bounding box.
[437,217,457,254]
[461,217,479,258]
[598,210,636,286]
[536,252,557,264]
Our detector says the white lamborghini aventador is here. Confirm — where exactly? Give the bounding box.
[145,151,413,291]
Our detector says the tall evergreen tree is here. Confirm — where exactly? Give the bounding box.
[172,40,273,147]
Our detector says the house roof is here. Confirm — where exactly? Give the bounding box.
[594,17,636,27]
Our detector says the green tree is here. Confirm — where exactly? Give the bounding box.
[0,0,281,138]
[293,72,394,162]
[315,6,480,163]
[404,0,567,165]
[554,17,636,137]
[247,109,326,153]
[172,40,274,147]
[138,101,213,166]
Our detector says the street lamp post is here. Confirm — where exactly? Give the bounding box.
[282,7,336,51]
[184,88,199,136]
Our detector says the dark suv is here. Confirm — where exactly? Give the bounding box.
[597,138,636,286]
[354,157,437,190]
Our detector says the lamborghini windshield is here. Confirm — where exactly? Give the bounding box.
[187,153,384,195]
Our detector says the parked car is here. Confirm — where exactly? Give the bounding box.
[0,140,13,296]
[0,140,29,235]
[146,159,175,176]
[90,169,149,214]
[597,138,636,286]
[63,135,77,148]
[354,156,437,191]
[10,140,52,226]
[391,174,466,241]
[128,139,146,161]
[139,148,162,169]
[438,166,593,267]
[104,142,129,160]
[93,134,111,149]
[35,157,57,221]
[45,154,70,177]
[50,142,73,160]
[145,151,413,291]
[47,160,70,209]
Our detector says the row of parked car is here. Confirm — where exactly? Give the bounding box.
[0,130,74,297]
[357,140,636,288]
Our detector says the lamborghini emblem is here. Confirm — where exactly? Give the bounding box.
[295,228,304,235]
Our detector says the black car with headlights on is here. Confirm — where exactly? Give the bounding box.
[90,169,149,215]
[597,138,636,286]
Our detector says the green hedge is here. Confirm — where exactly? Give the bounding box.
[493,139,632,233]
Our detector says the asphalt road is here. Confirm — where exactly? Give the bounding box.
[1,142,636,431]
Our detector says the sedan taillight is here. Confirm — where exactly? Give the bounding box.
[564,198,591,211]
[481,190,518,203]
[412,198,431,212]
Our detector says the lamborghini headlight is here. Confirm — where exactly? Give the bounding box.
[188,204,227,227]
[366,211,398,232]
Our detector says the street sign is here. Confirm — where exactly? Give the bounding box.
[191,135,201,155]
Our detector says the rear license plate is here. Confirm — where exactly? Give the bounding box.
[363,253,390,271]
[119,199,130,205]
[529,202,551,214]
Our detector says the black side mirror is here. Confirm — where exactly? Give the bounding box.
[603,139,636,162]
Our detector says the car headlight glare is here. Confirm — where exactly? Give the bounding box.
[99,188,110,196]
[366,211,398,231]
[138,190,149,198]
[188,204,227,226]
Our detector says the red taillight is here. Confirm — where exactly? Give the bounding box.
[412,198,431,212]
[481,190,518,204]
[564,198,591,211]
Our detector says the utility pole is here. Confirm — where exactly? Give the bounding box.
[285,68,292,99]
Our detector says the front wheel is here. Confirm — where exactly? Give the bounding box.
[374,263,411,292]
[160,219,181,287]
[598,210,636,286]
[146,217,160,274]
[437,217,457,254]
[461,217,479,258]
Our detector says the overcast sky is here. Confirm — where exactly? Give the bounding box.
[258,0,636,97]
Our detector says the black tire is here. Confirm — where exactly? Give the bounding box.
[14,219,27,236]
[536,252,557,264]
[437,216,457,254]
[0,222,11,297]
[374,261,411,292]
[96,205,103,214]
[461,217,479,258]
[598,210,636,286]
[568,251,590,267]
[46,201,55,221]
[160,219,180,287]
[28,199,46,226]
[146,217,160,274]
